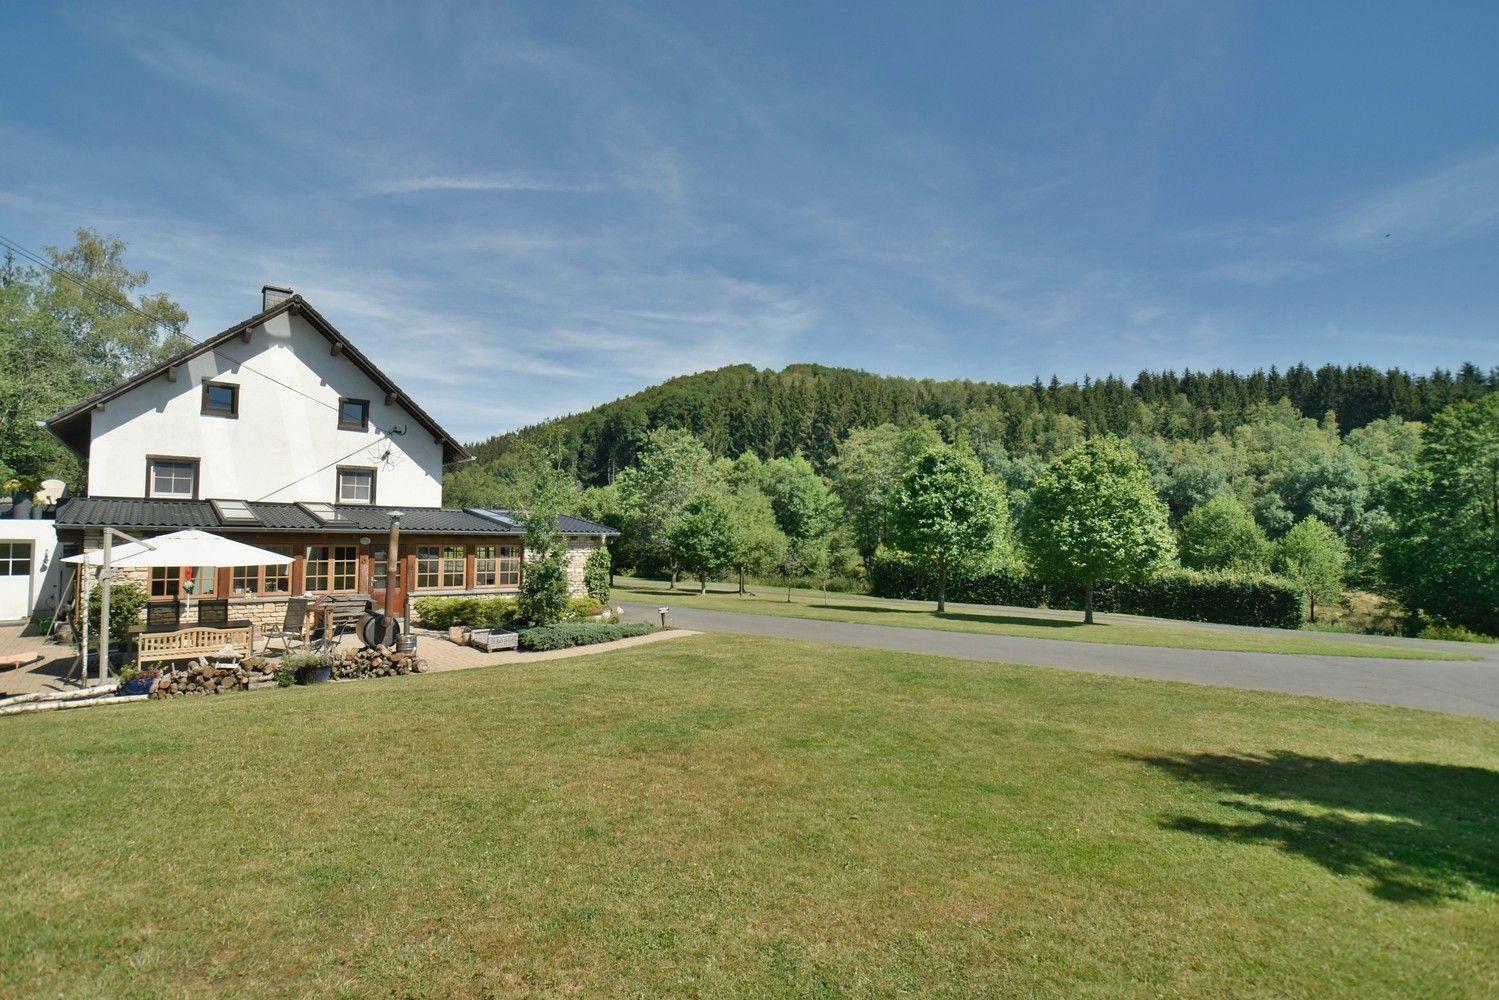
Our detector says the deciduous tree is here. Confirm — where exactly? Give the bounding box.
[1019,437,1175,623]
[889,445,1008,612]
[1275,517,1347,623]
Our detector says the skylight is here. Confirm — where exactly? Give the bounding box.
[211,499,261,525]
[299,502,351,524]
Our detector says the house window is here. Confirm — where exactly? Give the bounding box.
[201,381,239,418]
[150,566,181,598]
[497,548,521,587]
[338,397,370,431]
[147,457,198,499]
[186,566,215,597]
[416,546,441,589]
[475,544,520,587]
[305,545,357,592]
[337,467,376,505]
[232,546,290,595]
[474,545,497,587]
[442,546,466,588]
[372,547,402,591]
[0,542,31,577]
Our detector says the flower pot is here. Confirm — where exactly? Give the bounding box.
[10,496,32,519]
[295,665,332,685]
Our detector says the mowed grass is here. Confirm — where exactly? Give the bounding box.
[3,635,1497,998]
[617,580,1476,660]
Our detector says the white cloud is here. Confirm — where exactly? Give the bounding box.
[362,174,607,196]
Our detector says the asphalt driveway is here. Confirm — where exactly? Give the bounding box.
[619,601,1499,721]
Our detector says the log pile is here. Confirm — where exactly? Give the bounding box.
[150,656,280,698]
[333,645,426,680]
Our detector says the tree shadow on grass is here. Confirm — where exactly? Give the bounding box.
[1129,751,1499,903]
[812,603,1088,630]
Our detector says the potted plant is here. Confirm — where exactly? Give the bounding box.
[282,649,337,685]
[4,477,40,520]
[117,665,161,696]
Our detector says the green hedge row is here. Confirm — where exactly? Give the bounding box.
[868,554,1306,630]
[517,622,657,652]
[414,596,609,630]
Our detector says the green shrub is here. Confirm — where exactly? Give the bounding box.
[516,622,656,652]
[1416,620,1498,644]
[584,546,612,603]
[413,596,518,630]
[868,552,1305,629]
[84,580,149,648]
[568,596,606,619]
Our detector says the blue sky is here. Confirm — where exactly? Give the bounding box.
[4,2,1498,442]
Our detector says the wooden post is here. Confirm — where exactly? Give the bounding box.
[98,531,111,684]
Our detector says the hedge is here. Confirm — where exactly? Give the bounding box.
[517,622,657,652]
[867,553,1305,630]
[414,596,606,630]
[413,596,517,630]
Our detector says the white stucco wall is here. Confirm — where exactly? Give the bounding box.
[84,311,445,506]
[0,519,62,622]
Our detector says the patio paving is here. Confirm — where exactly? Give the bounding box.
[0,621,699,702]
[0,622,89,699]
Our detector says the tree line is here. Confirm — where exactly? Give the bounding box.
[457,387,1498,637]
[464,359,1498,486]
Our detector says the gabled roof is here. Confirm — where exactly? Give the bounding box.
[44,294,472,464]
[54,497,618,537]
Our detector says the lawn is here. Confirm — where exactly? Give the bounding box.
[3,635,1496,997]
[617,580,1476,660]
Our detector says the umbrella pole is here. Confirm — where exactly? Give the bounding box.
[98,530,112,685]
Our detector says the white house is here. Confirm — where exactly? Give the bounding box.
[42,286,614,630]
[0,519,64,623]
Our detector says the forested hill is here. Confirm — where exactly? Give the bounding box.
[470,361,1498,487]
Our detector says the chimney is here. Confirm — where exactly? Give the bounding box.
[262,284,294,310]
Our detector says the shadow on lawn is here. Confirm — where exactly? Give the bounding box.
[1131,750,1499,903]
[813,603,1088,630]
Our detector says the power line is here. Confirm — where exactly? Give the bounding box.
[0,231,393,425]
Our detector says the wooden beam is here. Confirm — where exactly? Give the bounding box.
[240,325,253,343]
[330,341,344,357]
[385,392,397,406]
[165,365,178,383]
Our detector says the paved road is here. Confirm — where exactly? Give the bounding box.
[619,602,1499,721]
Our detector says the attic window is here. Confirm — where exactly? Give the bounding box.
[338,397,370,431]
[201,381,239,418]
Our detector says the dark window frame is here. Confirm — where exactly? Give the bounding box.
[338,397,370,431]
[145,455,200,500]
[200,381,239,418]
[336,466,377,505]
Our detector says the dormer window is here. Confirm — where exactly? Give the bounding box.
[338,397,370,431]
[147,457,199,499]
[337,467,375,504]
[201,381,239,418]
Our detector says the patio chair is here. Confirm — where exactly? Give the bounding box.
[144,601,182,633]
[260,597,311,654]
[196,599,230,627]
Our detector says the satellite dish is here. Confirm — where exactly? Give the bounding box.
[37,479,66,504]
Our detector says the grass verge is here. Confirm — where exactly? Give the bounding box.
[2,634,1496,997]
[615,581,1475,660]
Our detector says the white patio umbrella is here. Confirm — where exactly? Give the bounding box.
[66,530,294,683]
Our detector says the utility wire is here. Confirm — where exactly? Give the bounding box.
[0,231,400,424]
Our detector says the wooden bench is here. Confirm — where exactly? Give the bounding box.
[136,626,255,667]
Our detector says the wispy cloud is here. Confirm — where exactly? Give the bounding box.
[1199,149,1499,284]
[362,174,607,196]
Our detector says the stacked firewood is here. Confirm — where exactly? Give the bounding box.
[149,656,279,698]
[333,645,426,680]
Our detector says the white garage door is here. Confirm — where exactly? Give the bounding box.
[0,542,34,621]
